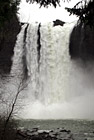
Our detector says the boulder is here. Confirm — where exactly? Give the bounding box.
[16,127,74,140]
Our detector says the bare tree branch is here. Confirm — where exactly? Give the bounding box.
[1,76,28,140]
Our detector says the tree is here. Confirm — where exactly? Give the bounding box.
[0,75,28,140]
[0,0,93,27]
[65,0,94,27]
[26,0,94,27]
[0,0,21,27]
[1,0,93,26]
[26,0,70,7]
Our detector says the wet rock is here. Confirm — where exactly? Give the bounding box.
[32,127,39,132]
[60,129,71,134]
[31,136,42,140]
[16,127,74,140]
[53,19,65,27]
[49,130,54,133]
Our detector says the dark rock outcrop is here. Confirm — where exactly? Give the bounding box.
[37,23,41,68]
[22,24,29,79]
[53,19,65,27]
[69,22,94,61]
[0,16,21,74]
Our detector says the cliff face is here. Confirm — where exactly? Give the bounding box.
[0,16,21,74]
[69,23,94,61]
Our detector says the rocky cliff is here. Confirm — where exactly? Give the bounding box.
[69,23,94,61]
[0,16,21,74]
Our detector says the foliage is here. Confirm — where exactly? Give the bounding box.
[26,0,70,7]
[65,0,94,27]
[0,0,20,27]
[0,0,94,27]
[0,0,93,27]
[26,0,94,27]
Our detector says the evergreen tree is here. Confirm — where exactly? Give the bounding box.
[0,0,93,27]
[65,0,94,27]
[0,0,20,27]
[26,0,94,27]
[26,0,70,7]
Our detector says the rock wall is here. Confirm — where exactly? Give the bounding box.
[0,16,21,74]
[69,23,94,61]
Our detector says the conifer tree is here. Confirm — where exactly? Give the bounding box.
[0,0,20,26]
[26,0,94,26]
[65,0,94,26]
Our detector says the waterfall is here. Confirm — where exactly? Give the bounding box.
[11,21,94,119]
[24,22,74,103]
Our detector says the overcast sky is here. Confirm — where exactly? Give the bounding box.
[18,0,81,23]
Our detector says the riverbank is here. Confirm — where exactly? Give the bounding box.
[16,127,73,140]
[0,119,94,140]
[16,119,94,140]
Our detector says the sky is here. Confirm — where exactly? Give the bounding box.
[18,0,81,23]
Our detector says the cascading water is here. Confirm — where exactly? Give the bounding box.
[11,21,94,119]
[25,22,72,103]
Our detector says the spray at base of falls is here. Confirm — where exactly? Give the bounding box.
[11,22,94,120]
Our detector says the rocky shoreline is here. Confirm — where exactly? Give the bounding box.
[16,127,74,140]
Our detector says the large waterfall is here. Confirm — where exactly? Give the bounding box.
[11,22,94,119]
[25,22,72,103]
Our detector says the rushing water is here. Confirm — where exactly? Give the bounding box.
[7,21,94,120]
[25,22,72,103]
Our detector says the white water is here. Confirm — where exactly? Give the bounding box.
[25,22,72,103]
[10,22,94,120]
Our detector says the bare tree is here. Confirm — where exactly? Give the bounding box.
[1,75,28,140]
